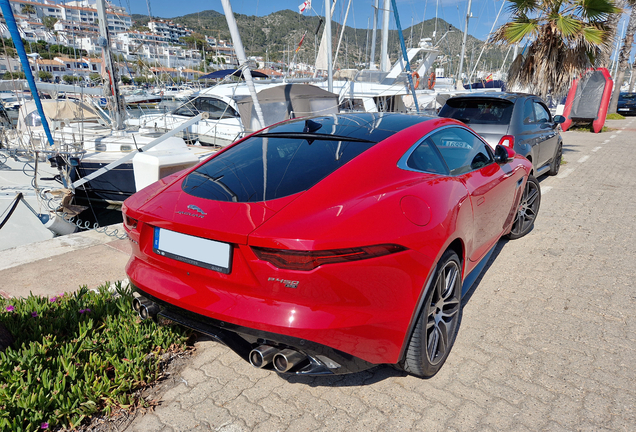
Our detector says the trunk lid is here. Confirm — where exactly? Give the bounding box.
[137,180,299,245]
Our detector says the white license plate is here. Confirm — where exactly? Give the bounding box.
[153,227,232,273]
[618,108,629,111]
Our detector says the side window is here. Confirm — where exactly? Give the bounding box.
[405,137,448,174]
[533,101,551,123]
[523,100,535,124]
[429,127,493,175]
[196,97,239,119]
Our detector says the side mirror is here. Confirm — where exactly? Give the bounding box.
[494,144,515,164]
[553,115,566,124]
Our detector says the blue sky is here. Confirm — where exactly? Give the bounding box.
[128,0,511,42]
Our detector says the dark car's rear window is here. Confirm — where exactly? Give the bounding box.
[620,93,636,100]
[182,115,422,202]
[439,98,514,125]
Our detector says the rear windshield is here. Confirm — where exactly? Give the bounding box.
[182,116,400,202]
[439,98,514,125]
[620,93,636,100]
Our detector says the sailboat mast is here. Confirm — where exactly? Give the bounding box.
[325,0,333,92]
[369,0,379,70]
[380,0,390,72]
[390,0,418,113]
[0,0,54,146]
[333,0,352,69]
[457,0,472,88]
[96,0,124,130]
[220,0,265,129]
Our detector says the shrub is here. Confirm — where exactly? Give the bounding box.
[606,113,625,120]
[0,283,189,431]
[62,75,82,84]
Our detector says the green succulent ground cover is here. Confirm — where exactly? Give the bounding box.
[0,283,189,431]
[567,123,610,132]
[605,113,626,120]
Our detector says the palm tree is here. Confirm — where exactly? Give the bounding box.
[21,4,35,15]
[608,4,636,112]
[598,0,627,67]
[490,0,620,98]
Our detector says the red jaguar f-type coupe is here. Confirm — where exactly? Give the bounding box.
[123,113,539,378]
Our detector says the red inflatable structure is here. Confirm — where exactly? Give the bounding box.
[561,68,613,133]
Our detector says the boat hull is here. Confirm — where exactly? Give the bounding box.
[71,161,136,203]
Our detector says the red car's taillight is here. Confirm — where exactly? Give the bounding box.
[124,215,138,230]
[252,244,407,271]
[498,135,515,148]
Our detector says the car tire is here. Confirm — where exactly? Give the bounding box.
[507,175,541,239]
[402,249,462,378]
[548,143,562,176]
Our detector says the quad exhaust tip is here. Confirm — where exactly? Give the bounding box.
[273,348,306,373]
[132,296,160,320]
[249,345,278,368]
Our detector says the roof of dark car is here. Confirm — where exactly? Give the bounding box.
[263,112,435,143]
[446,92,536,102]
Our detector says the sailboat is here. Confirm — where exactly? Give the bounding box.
[0,0,215,206]
[312,0,500,114]
[131,0,340,148]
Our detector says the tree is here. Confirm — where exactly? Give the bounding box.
[598,0,628,67]
[121,75,132,85]
[4,71,26,80]
[89,72,101,82]
[490,0,620,98]
[63,74,82,84]
[608,4,636,113]
[134,76,148,85]
[42,16,58,31]
[21,4,35,15]
[38,71,53,81]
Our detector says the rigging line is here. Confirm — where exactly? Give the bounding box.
[250,0,259,54]
[351,0,359,65]
[0,193,22,231]
[419,0,428,44]
[468,0,505,82]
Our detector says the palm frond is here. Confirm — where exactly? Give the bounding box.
[555,14,583,36]
[501,21,539,43]
[580,24,610,44]
[575,0,622,21]
[507,0,540,14]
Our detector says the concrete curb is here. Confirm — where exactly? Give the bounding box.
[0,223,126,272]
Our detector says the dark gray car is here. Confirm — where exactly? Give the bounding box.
[438,93,564,177]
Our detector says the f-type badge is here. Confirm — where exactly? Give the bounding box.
[176,205,207,219]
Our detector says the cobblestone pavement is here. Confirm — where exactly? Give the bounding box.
[126,119,636,431]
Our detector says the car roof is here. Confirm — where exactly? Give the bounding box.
[446,92,537,102]
[264,112,437,143]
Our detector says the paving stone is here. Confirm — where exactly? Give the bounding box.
[118,122,636,431]
[155,401,206,431]
[127,412,165,432]
[191,398,234,429]
[223,395,270,429]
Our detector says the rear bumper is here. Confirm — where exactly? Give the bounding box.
[132,284,376,375]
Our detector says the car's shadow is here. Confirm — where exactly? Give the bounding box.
[278,238,511,387]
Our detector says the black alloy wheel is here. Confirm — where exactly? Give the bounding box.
[507,175,541,239]
[402,250,462,378]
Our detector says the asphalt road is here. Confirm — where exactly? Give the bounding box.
[120,118,636,431]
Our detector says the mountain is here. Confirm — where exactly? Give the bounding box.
[131,10,508,74]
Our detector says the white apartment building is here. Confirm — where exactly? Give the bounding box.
[5,0,131,35]
[112,32,202,69]
[148,20,191,44]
